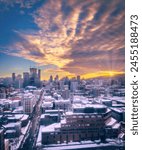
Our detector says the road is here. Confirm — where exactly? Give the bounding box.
[19,89,44,150]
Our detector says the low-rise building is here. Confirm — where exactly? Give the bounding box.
[54,99,71,111]
[41,104,118,145]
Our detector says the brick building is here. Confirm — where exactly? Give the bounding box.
[41,104,119,145]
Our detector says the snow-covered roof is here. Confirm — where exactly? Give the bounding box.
[73,103,106,109]
[105,117,117,127]
[42,101,53,107]
[55,99,70,104]
[4,122,21,128]
[111,107,125,113]
[112,123,120,129]
[21,114,29,121]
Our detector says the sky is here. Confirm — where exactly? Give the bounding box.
[0,0,125,80]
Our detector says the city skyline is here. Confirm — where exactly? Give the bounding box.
[0,0,125,80]
[0,67,124,81]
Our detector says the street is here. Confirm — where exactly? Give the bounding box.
[19,90,44,150]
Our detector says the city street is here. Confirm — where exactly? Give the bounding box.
[20,90,44,150]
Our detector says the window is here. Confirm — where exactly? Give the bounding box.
[85,115,89,118]
[79,116,83,118]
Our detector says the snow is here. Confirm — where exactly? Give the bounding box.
[66,111,73,115]
[112,123,120,129]
[13,106,23,113]
[61,119,66,124]
[111,107,125,113]
[55,99,70,104]
[5,130,16,134]
[4,122,19,128]
[45,109,64,114]
[110,96,125,104]
[42,101,53,107]
[105,117,117,126]
[14,114,24,120]
[21,114,29,121]
[73,103,106,109]
[21,121,30,135]
[42,123,61,133]
[14,121,31,149]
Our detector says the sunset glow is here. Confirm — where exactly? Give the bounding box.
[0,0,124,80]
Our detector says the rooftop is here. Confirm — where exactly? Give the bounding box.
[42,123,61,133]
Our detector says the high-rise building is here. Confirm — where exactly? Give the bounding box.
[29,68,41,87]
[62,89,70,99]
[12,73,16,82]
[16,74,22,89]
[0,84,6,99]
[70,81,78,92]
[23,93,35,114]
[23,72,30,88]
[49,75,53,83]
[38,69,41,81]
[30,68,37,75]
[17,74,22,79]
[55,75,59,81]
[59,80,64,90]
[77,75,80,83]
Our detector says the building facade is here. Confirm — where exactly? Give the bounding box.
[41,105,118,145]
[0,129,5,150]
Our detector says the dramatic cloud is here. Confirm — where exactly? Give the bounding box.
[0,0,125,79]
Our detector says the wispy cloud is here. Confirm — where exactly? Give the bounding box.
[0,0,41,10]
[0,0,125,79]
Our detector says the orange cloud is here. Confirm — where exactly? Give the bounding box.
[41,68,75,80]
[0,0,125,79]
[81,71,124,79]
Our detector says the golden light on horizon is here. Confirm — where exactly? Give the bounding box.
[0,0,124,80]
[41,70,124,80]
[81,71,124,79]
